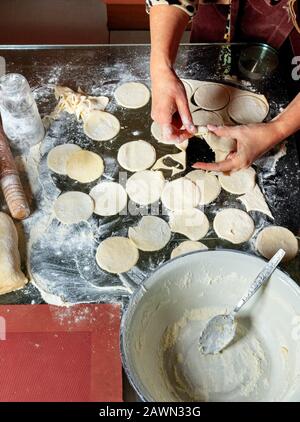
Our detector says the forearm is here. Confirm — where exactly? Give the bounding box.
[272,93,300,139]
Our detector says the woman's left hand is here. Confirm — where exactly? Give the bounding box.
[192,121,285,173]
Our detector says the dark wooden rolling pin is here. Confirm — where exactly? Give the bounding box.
[0,124,30,220]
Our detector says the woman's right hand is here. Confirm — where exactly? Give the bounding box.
[151,66,196,143]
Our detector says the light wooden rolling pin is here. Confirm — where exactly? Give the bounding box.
[0,124,30,220]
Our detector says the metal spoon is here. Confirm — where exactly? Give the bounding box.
[199,249,286,355]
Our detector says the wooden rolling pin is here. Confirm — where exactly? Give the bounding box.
[0,124,30,220]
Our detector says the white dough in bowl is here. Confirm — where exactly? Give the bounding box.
[117,140,156,171]
[186,170,221,205]
[218,167,256,194]
[89,181,127,216]
[66,150,104,183]
[169,208,209,241]
[114,82,150,109]
[83,110,120,141]
[161,178,200,211]
[171,240,208,259]
[47,144,82,175]
[228,95,269,124]
[96,236,139,273]
[194,83,230,111]
[53,191,94,224]
[129,216,171,252]
[213,208,254,244]
[126,170,165,206]
[256,226,298,262]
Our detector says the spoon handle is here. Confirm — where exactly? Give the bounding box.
[233,249,285,314]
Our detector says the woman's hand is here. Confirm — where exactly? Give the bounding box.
[193,121,286,173]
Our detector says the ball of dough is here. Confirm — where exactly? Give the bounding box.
[194,84,230,110]
[186,170,221,205]
[169,208,209,241]
[126,170,165,205]
[114,82,150,109]
[117,140,156,172]
[213,208,254,244]
[47,144,81,175]
[129,216,171,251]
[228,95,269,124]
[218,167,256,195]
[192,109,223,126]
[83,110,120,141]
[66,150,104,183]
[96,237,139,273]
[256,226,298,262]
[161,178,200,211]
[54,191,94,224]
[89,182,127,216]
[171,240,208,259]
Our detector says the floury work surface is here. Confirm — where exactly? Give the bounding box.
[0,44,299,305]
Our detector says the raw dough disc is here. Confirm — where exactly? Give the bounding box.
[150,121,189,150]
[66,150,104,183]
[213,208,254,244]
[171,240,208,259]
[186,170,221,205]
[128,216,171,251]
[114,82,150,109]
[83,110,120,141]
[53,191,94,224]
[126,170,165,205]
[89,181,127,216]
[96,236,139,274]
[192,109,223,126]
[218,167,256,194]
[117,140,156,171]
[169,208,209,240]
[47,144,82,175]
[161,178,200,211]
[228,95,269,124]
[202,132,236,153]
[181,79,193,98]
[194,84,230,110]
[256,226,298,262]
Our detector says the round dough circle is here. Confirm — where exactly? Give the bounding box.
[114,82,150,109]
[256,226,298,262]
[228,95,269,124]
[194,84,230,111]
[128,216,171,251]
[186,170,221,205]
[171,240,208,259]
[96,237,139,274]
[54,191,94,225]
[218,167,256,194]
[83,110,120,141]
[213,208,254,244]
[126,170,165,206]
[47,144,81,175]
[181,79,193,99]
[161,178,200,211]
[117,140,156,171]
[66,150,104,183]
[169,208,209,241]
[89,181,127,216]
[192,109,223,126]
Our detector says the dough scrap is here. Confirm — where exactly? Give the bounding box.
[170,240,208,259]
[0,212,28,295]
[89,181,127,216]
[47,143,82,175]
[194,83,230,111]
[53,191,94,225]
[256,226,298,262]
[152,150,186,177]
[83,110,120,141]
[117,140,156,171]
[192,109,223,126]
[218,167,256,194]
[186,170,221,205]
[96,236,139,273]
[114,82,150,109]
[161,178,201,211]
[128,216,171,251]
[66,150,104,183]
[126,170,165,205]
[213,208,254,244]
[228,95,269,124]
[169,208,209,241]
[237,184,273,219]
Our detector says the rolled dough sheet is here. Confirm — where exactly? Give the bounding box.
[128,216,171,252]
[96,236,139,273]
[170,240,208,259]
[126,170,165,205]
[53,191,94,225]
[218,167,256,195]
[169,208,209,241]
[213,208,255,244]
[256,226,298,262]
[89,181,127,216]
[194,83,230,111]
[152,150,186,177]
[83,110,120,141]
[66,150,104,183]
[186,170,221,205]
[117,140,156,172]
[237,184,273,219]
[114,82,150,109]
[161,178,201,211]
[47,144,82,175]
